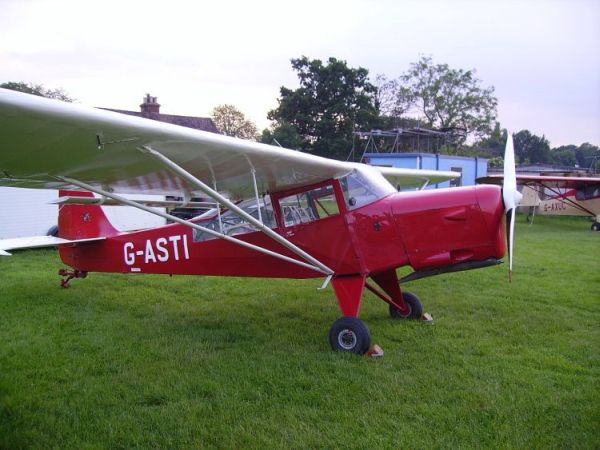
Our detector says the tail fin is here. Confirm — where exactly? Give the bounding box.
[58,190,118,240]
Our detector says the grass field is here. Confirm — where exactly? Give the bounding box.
[1,215,599,449]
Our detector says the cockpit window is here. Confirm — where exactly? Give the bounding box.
[575,184,600,201]
[193,197,275,242]
[340,169,394,210]
[279,184,340,227]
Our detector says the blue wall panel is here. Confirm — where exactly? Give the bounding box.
[364,153,488,189]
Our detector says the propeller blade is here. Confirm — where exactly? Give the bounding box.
[502,133,522,281]
[506,208,516,281]
[502,132,522,211]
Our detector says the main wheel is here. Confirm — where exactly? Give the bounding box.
[329,317,371,354]
[591,222,600,231]
[389,291,423,320]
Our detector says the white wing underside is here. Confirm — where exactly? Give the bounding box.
[0,235,105,256]
[0,89,457,198]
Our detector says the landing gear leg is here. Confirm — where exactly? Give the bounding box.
[59,269,87,288]
[526,206,536,225]
[388,291,423,320]
[329,275,371,354]
[368,270,424,320]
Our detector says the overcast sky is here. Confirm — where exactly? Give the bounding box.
[1,0,598,147]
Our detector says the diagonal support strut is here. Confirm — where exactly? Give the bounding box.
[137,145,334,275]
[57,176,333,276]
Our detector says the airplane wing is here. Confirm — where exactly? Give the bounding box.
[477,174,600,189]
[376,166,458,189]
[0,88,353,197]
[0,88,458,198]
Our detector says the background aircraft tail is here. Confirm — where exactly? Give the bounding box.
[58,190,119,240]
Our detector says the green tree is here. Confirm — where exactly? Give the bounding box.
[268,56,379,159]
[260,122,304,149]
[390,56,497,140]
[372,74,423,131]
[211,104,257,140]
[488,156,504,168]
[475,122,507,157]
[513,130,550,164]
[573,143,600,169]
[549,145,577,166]
[1,81,74,102]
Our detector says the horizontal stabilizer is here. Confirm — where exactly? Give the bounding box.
[0,235,105,256]
[52,196,217,209]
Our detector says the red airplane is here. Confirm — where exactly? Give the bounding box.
[0,89,521,354]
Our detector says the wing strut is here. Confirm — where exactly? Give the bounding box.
[58,176,332,275]
[56,178,334,277]
[137,146,334,275]
[525,182,597,217]
[251,169,263,224]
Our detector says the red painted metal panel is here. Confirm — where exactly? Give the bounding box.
[58,190,118,240]
[391,185,505,270]
[332,275,367,317]
[347,196,408,274]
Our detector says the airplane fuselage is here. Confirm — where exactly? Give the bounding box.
[58,183,506,280]
[520,185,600,221]
[536,195,600,219]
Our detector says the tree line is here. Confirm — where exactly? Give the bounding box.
[260,56,599,169]
[3,57,598,170]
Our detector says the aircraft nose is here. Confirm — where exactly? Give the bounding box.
[475,184,506,259]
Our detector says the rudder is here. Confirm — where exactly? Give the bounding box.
[58,190,118,240]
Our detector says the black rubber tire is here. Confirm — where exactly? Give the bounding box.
[329,317,371,354]
[46,225,59,237]
[389,291,423,320]
[591,222,600,231]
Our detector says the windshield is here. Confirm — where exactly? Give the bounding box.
[193,197,275,242]
[340,167,395,210]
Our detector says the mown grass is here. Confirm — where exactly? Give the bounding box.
[1,216,598,449]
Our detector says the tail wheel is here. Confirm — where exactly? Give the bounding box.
[329,317,371,354]
[389,291,423,320]
[591,222,600,231]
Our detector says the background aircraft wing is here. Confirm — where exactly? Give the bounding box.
[1,89,455,198]
[477,174,600,189]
